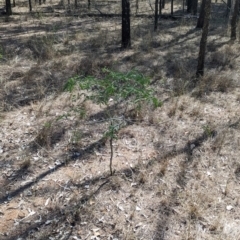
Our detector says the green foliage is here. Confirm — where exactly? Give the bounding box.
[64,68,161,108]
[203,125,215,137]
[65,69,161,175]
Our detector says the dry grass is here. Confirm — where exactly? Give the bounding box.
[0,0,240,239]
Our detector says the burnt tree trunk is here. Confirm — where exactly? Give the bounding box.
[5,0,12,15]
[159,0,162,15]
[187,0,192,12]
[230,0,239,40]
[226,0,231,17]
[192,0,198,15]
[196,0,211,77]
[154,0,159,31]
[187,0,198,14]
[171,0,174,15]
[122,0,131,48]
[162,0,165,8]
[136,0,139,14]
[196,0,206,28]
[29,0,32,11]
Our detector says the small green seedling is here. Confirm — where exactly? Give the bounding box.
[65,68,161,175]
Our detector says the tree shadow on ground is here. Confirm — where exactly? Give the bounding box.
[1,113,212,239]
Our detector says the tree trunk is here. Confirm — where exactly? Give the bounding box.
[159,0,162,15]
[196,0,211,77]
[5,0,12,15]
[230,0,239,40]
[196,0,206,28]
[136,0,139,14]
[154,0,159,31]
[188,0,198,14]
[162,0,165,8]
[192,0,198,15]
[75,0,77,8]
[12,0,15,7]
[171,0,174,15]
[88,0,91,9]
[122,0,131,48]
[187,0,192,13]
[29,0,32,12]
[39,0,41,5]
[226,0,231,17]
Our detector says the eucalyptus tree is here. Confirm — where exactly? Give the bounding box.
[196,0,211,77]
[122,0,131,48]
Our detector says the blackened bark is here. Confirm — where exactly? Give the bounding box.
[136,0,139,14]
[171,0,174,15]
[159,0,162,15]
[29,0,32,12]
[196,0,211,77]
[192,0,198,15]
[230,0,239,40]
[5,0,12,15]
[154,0,159,31]
[162,0,165,8]
[226,0,231,17]
[188,0,198,14]
[196,0,206,28]
[122,0,131,48]
[187,0,192,13]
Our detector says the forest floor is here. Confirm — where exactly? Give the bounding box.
[1,0,240,239]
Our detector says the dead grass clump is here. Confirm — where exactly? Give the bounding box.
[188,204,201,221]
[31,120,65,150]
[19,158,31,169]
[75,56,113,77]
[193,73,233,97]
[26,34,57,61]
[209,45,235,69]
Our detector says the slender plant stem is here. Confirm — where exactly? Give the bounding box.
[109,137,113,175]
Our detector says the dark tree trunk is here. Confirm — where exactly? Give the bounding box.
[183,0,185,13]
[154,0,159,31]
[226,0,231,17]
[230,0,239,40]
[39,0,41,5]
[187,0,198,14]
[187,0,192,13]
[171,0,174,15]
[196,0,211,77]
[162,0,165,8]
[12,0,15,7]
[75,0,77,8]
[196,0,206,28]
[5,0,12,15]
[122,0,131,48]
[192,0,198,15]
[88,0,91,9]
[43,0,46,4]
[136,0,139,14]
[29,0,32,12]
[159,0,162,15]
